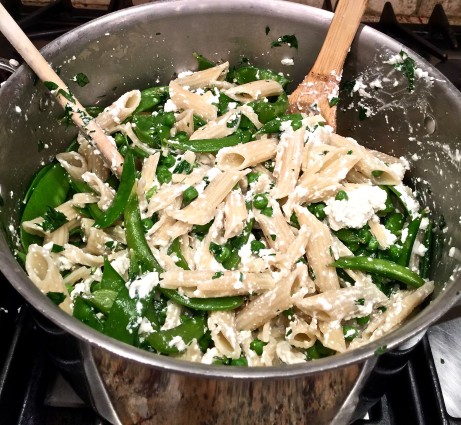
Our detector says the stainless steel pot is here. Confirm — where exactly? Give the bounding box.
[1,1,460,424]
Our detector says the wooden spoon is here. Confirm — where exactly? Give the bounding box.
[288,0,368,131]
[0,3,124,177]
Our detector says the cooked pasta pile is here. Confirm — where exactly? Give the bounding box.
[20,58,434,365]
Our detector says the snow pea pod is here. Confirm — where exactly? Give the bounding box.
[332,256,424,288]
[256,113,303,135]
[73,296,104,332]
[100,257,126,292]
[125,183,163,273]
[167,237,190,270]
[397,216,422,267]
[134,86,169,113]
[85,289,118,315]
[20,163,70,252]
[248,93,289,124]
[385,212,405,236]
[227,66,290,87]
[94,151,135,228]
[146,316,207,354]
[131,112,175,148]
[69,178,104,222]
[160,288,244,311]
[166,130,251,153]
[193,52,215,70]
[419,220,433,279]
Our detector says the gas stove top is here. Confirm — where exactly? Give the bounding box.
[1,1,461,424]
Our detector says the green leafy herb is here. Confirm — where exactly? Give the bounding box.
[212,271,224,280]
[271,34,298,49]
[340,79,355,94]
[265,26,270,35]
[392,51,416,92]
[44,81,59,91]
[40,207,69,232]
[355,298,365,306]
[57,88,75,103]
[329,97,339,107]
[359,106,367,121]
[74,72,90,87]
[51,244,65,253]
[270,234,276,241]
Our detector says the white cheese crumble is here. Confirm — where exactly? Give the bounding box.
[126,271,159,299]
[281,58,294,66]
[325,186,387,230]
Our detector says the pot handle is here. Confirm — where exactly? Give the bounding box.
[0,57,19,75]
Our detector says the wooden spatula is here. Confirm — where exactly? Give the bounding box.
[288,0,368,131]
[0,3,124,177]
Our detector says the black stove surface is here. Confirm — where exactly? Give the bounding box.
[1,1,461,424]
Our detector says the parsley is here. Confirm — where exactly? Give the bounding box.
[58,88,75,103]
[271,34,298,49]
[212,271,224,280]
[308,266,316,281]
[270,234,276,241]
[44,81,59,91]
[265,26,270,35]
[347,150,353,155]
[393,51,416,92]
[51,244,65,253]
[374,345,387,356]
[355,298,365,306]
[329,97,339,107]
[340,79,355,94]
[105,241,116,249]
[146,186,158,202]
[378,306,387,313]
[359,106,367,121]
[60,104,74,127]
[40,207,68,232]
[37,140,45,152]
[47,292,66,305]
[74,72,90,87]
[283,307,295,320]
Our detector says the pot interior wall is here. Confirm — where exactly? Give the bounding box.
[0,0,460,369]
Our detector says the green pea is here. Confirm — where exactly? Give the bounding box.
[253,193,269,210]
[183,186,199,206]
[160,154,176,168]
[307,202,326,220]
[335,190,349,201]
[230,356,248,367]
[249,339,267,356]
[247,172,261,184]
[210,242,231,263]
[156,166,172,184]
[367,236,379,251]
[141,218,154,233]
[251,240,265,253]
[261,207,273,217]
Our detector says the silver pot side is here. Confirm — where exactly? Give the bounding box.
[1,0,461,423]
[88,342,372,425]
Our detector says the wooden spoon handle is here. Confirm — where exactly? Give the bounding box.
[0,4,124,177]
[310,0,367,79]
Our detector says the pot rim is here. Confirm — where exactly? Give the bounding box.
[1,0,461,379]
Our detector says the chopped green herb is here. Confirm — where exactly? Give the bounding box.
[271,34,298,49]
[44,81,59,91]
[40,207,69,232]
[308,266,316,281]
[270,234,276,241]
[347,150,353,155]
[359,106,368,121]
[340,79,355,94]
[265,26,270,35]
[261,207,273,217]
[74,72,90,87]
[329,97,339,107]
[392,51,416,92]
[212,271,224,280]
[250,338,267,355]
[355,298,365,306]
[51,244,65,253]
[251,240,265,253]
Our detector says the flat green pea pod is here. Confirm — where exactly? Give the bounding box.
[85,289,118,315]
[85,106,104,118]
[397,216,422,267]
[386,185,414,217]
[20,163,70,252]
[146,316,207,354]
[222,218,255,270]
[256,114,303,135]
[166,129,251,153]
[193,52,215,70]
[100,257,126,292]
[419,220,433,279]
[227,66,290,87]
[167,238,190,270]
[134,86,169,113]
[94,151,136,229]
[131,112,175,148]
[69,178,104,222]
[125,183,163,273]
[332,256,425,288]
[248,93,288,124]
[160,288,244,311]
[73,296,104,332]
